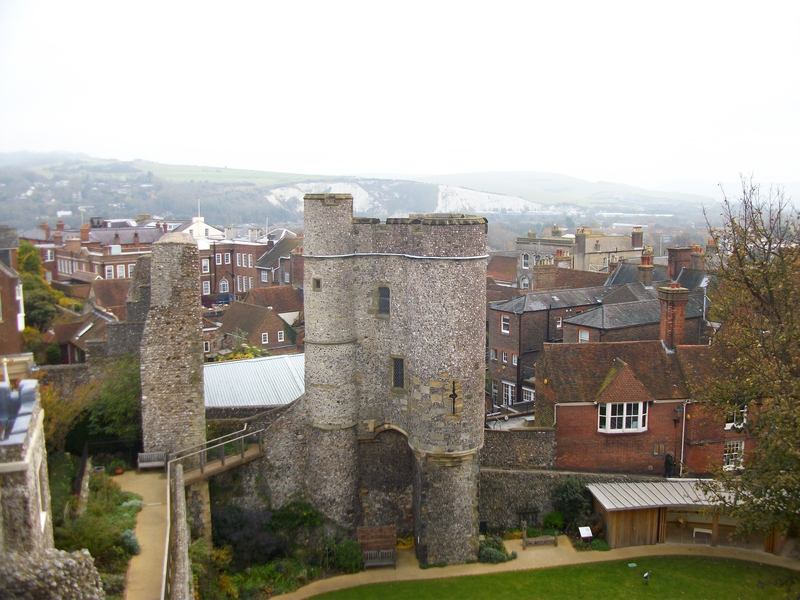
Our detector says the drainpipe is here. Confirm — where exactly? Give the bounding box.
[680,400,688,476]
[516,310,522,395]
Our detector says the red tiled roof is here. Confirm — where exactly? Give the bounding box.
[595,358,656,404]
[537,341,691,402]
[487,254,517,283]
[243,286,303,313]
[90,279,130,310]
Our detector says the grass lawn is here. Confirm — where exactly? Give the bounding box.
[312,556,797,600]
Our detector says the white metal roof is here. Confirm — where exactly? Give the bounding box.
[587,480,717,512]
[204,353,304,409]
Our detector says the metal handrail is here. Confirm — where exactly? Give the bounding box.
[160,426,267,599]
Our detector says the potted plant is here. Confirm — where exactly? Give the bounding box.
[109,459,125,475]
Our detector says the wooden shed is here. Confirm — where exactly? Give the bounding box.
[588,481,719,549]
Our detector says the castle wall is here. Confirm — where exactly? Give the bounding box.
[139,233,205,455]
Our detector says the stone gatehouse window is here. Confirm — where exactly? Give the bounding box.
[312,277,321,291]
[391,356,405,390]
[378,286,390,315]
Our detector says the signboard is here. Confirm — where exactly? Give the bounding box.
[579,526,593,540]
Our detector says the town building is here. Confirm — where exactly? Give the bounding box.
[0,227,25,356]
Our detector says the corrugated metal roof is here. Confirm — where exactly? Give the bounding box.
[587,481,716,511]
[204,354,304,408]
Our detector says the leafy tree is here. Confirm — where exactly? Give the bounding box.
[39,382,97,453]
[45,342,61,365]
[699,177,800,535]
[18,240,61,331]
[88,356,142,441]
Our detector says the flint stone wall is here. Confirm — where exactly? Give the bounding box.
[481,428,556,470]
[479,469,661,530]
[0,549,104,600]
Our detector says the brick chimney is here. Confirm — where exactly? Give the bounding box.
[631,226,643,249]
[65,237,81,253]
[53,231,63,246]
[56,220,66,231]
[667,247,692,281]
[39,222,51,239]
[113,231,121,245]
[80,223,90,242]
[659,282,690,350]
[133,231,140,248]
[690,244,704,270]
[638,247,654,286]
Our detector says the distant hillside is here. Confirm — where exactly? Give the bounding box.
[0,153,719,232]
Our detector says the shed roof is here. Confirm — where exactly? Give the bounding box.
[587,481,717,511]
[204,353,305,408]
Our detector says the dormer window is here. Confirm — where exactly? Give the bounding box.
[725,405,747,430]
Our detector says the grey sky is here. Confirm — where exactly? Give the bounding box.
[1,1,798,189]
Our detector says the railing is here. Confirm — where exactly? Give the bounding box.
[161,424,267,599]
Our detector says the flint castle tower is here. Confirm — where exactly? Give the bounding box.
[303,194,487,564]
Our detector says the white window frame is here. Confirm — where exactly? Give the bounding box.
[249,277,253,289]
[261,270,268,282]
[261,332,269,344]
[237,276,242,292]
[490,348,497,361]
[277,330,285,342]
[522,253,529,269]
[723,440,744,470]
[724,406,747,431]
[578,329,589,343]
[202,280,211,295]
[502,382,516,405]
[225,252,231,265]
[216,253,222,265]
[203,341,210,353]
[219,279,229,293]
[116,264,126,278]
[45,249,54,262]
[598,402,649,433]
[105,265,114,279]
[284,271,290,283]
[249,254,253,268]
[512,354,518,366]
[128,264,135,278]
[556,316,563,329]
[491,380,498,401]
[236,253,241,267]
[501,315,510,333]
[502,351,508,364]
[201,258,210,274]
[522,388,534,403]
[521,277,530,289]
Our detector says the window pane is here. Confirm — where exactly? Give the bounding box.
[392,358,404,388]
[378,287,390,314]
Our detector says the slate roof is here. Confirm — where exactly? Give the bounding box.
[243,286,303,314]
[564,296,704,330]
[256,238,303,269]
[588,481,717,511]
[675,268,712,292]
[88,228,165,245]
[491,285,616,314]
[204,354,304,408]
[605,262,669,286]
[486,253,517,283]
[537,341,695,402]
[0,226,19,250]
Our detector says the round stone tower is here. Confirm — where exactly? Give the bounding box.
[302,194,360,527]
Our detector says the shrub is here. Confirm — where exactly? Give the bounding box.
[553,478,592,532]
[211,506,286,568]
[268,501,321,535]
[119,529,141,556]
[101,573,127,597]
[589,538,611,551]
[333,539,363,573]
[542,511,564,531]
[478,536,517,564]
[45,342,61,365]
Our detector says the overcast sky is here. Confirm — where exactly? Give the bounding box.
[1,1,798,190]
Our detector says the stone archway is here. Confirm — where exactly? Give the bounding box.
[358,428,414,536]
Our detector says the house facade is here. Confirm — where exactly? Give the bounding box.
[0,227,25,356]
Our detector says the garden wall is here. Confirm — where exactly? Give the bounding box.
[481,428,556,470]
[0,548,104,600]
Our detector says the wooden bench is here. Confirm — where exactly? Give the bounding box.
[358,525,397,569]
[521,520,559,549]
[693,527,712,538]
[137,451,167,472]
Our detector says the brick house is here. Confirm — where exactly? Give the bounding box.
[255,236,304,288]
[216,301,298,356]
[0,227,25,356]
[534,285,751,476]
[242,285,304,328]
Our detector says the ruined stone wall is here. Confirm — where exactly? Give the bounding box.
[140,233,205,454]
[168,464,193,600]
[479,469,661,530]
[0,549,104,600]
[358,429,413,536]
[36,363,91,399]
[481,428,556,470]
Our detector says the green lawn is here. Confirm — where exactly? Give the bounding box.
[313,556,797,600]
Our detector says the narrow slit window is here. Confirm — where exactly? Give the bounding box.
[392,357,405,389]
[378,286,390,315]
